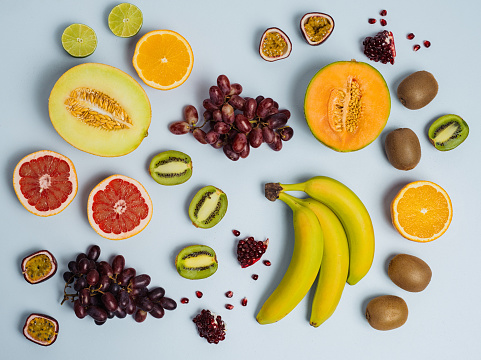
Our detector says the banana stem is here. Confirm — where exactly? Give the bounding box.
[278,192,301,210]
[278,182,305,193]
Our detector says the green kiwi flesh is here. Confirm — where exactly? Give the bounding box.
[189,186,228,229]
[175,245,218,279]
[428,114,469,151]
[149,150,192,185]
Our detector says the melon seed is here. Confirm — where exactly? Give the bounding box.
[188,186,228,229]
[328,78,362,133]
[149,150,193,185]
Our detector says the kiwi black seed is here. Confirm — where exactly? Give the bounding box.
[385,128,421,170]
[365,295,408,331]
[175,245,218,280]
[149,150,193,185]
[388,254,432,292]
[428,114,469,151]
[397,70,438,110]
[188,186,228,229]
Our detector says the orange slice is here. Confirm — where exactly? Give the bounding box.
[391,181,453,242]
[132,30,193,90]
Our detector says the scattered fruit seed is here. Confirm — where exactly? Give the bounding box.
[225,304,234,310]
[181,297,189,304]
[196,291,203,298]
[423,40,431,48]
[241,297,248,306]
[252,274,259,280]
[368,18,377,24]
[380,19,387,26]
[263,260,271,266]
[225,291,233,298]
[407,33,415,40]
[380,9,387,16]
[413,44,421,51]
[232,229,241,237]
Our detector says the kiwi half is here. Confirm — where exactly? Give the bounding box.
[175,245,218,280]
[149,150,192,185]
[428,114,469,151]
[189,186,227,229]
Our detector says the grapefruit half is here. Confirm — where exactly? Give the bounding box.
[87,174,153,240]
[13,150,78,216]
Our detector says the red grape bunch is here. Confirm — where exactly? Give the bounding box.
[169,74,294,161]
[62,245,176,325]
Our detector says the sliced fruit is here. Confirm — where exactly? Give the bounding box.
[132,30,194,90]
[21,250,57,284]
[304,60,391,151]
[188,186,227,229]
[428,114,469,151]
[363,30,396,65]
[61,23,97,58]
[87,175,153,240]
[259,27,292,62]
[175,245,218,280]
[149,150,192,185]
[300,13,334,45]
[49,63,151,157]
[108,3,143,38]
[13,150,77,216]
[391,181,452,242]
[237,237,268,268]
[23,313,59,346]
[193,309,226,344]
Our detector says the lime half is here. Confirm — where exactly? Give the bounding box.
[61,24,97,58]
[108,3,143,38]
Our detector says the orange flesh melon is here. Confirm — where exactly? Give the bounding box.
[304,60,390,151]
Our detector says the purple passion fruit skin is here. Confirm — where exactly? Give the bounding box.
[300,12,335,46]
[21,250,57,284]
[23,313,59,346]
[259,27,292,62]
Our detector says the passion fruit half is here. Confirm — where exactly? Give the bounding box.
[300,12,334,45]
[23,313,59,346]
[21,250,57,284]
[259,27,292,62]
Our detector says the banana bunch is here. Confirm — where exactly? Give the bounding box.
[257,176,374,326]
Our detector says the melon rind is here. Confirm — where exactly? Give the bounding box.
[87,174,153,240]
[48,63,151,157]
[12,150,78,217]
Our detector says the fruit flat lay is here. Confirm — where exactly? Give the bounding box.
[2,1,480,359]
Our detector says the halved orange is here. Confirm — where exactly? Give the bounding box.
[391,181,453,242]
[132,30,193,90]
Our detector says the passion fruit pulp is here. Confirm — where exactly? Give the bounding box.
[300,12,334,45]
[21,250,57,284]
[259,27,292,62]
[23,313,59,346]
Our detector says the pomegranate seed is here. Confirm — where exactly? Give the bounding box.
[407,33,415,40]
[241,297,248,306]
[225,304,234,310]
[193,310,226,344]
[380,9,387,16]
[237,237,268,268]
[181,297,189,304]
[423,40,431,48]
[196,291,203,298]
[232,229,240,236]
[413,44,421,51]
[380,19,387,26]
[225,291,233,298]
[263,260,271,266]
[368,18,376,24]
[251,274,259,280]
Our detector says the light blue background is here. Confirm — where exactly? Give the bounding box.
[2,0,480,359]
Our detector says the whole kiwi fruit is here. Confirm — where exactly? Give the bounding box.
[385,128,421,170]
[388,254,432,292]
[365,295,408,331]
[397,70,438,110]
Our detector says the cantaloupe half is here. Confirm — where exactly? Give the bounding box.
[49,63,151,157]
[304,60,390,152]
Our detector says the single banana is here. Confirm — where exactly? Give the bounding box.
[265,176,374,285]
[256,192,324,325]
[284,194,349,327]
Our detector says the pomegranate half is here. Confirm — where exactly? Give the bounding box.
[259,28,292,62]
[300,12,335,45]
[21,250,57,284]
[23,313,59,346]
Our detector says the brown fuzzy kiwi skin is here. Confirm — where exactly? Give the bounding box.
[365,295,408,331]
[397,70,438,110]
[388,254,432,292]
[385,128,421,170]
